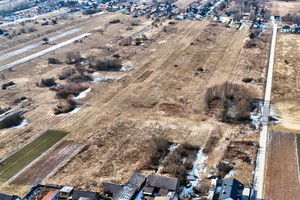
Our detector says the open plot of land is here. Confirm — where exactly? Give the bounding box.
[0,130,68,183]
[272,34,300,132]
[264,131,300,200]
[0,8,271,196]
[11,141,82,185]
[269,0,300,16]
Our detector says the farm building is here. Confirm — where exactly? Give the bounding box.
[59,186,74,198]
[41,190,59,200]
[0,193,21,200]
[143,174,180,198]
[114,172,146,200]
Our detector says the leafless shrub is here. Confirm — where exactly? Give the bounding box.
[119,37,132,46]
[65,51,82,64]
[2,81,15,90]
[242,78,253,83]
[37,78,56,87]
[0,112,24,129]
[58,68,76,80]
[56,84,88,99]
[89,59,122,71]
[218,162,233,177]
[48,57,61,64]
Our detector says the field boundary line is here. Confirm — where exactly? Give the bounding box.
[295,134,300,186]
[0,130,47,164]
[3,135,69,185]
[40,144,84,183]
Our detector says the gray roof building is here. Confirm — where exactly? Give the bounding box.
[219,178,244,200]
[0,193,20,200]
[114,172,146,200]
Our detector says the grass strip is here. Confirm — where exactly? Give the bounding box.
[0,130,68,182]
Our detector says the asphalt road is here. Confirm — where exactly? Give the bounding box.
[252,17,277,200]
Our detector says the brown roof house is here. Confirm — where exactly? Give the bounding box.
[143,174,180,198]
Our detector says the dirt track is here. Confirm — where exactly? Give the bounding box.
[11,141,82,185]
[264,131,300,200]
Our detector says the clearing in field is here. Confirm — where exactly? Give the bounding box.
[264,131,300,200]
[0,130,68,184]
[11,141,82,185]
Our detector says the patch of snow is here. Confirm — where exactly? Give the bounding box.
[73,88,91,100]
[120,66,134,72]
[250,101,263,129]
[9,119,28,129]
[68,104,86,115]
[180,148,208,198]
[92,74,125,82]
[157,143,180,173]
[224,169,238,179]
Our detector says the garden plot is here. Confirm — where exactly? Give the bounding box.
[0,130,68,183]
[264,131,300,199]
[11,141,82,185]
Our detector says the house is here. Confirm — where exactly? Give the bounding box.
[294,24,300,34]
[41,190,59,200]
[280,25,291,33]
[72,189,101,200]
[218,178,244,200]
[59,186,74,198]
[143,174,180,197]
[114,172,146,200]
[104,182,123,197]
[0,193,20,200]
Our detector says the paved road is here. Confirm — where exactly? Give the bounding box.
[0,33,91,72]
[252,17,277,200]
[0,28,81,62]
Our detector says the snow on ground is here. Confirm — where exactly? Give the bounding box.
[68,104,86,115]
[9,119,28,129]
[120,66,134,72]
[73,88,91,100]
[92,73,126,82]
[180,148,208,198]
[157,143,180,173]
[250,101,263,129]
[224,169,238,179]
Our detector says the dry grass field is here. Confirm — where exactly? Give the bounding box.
[272,34,300,133]
[268,0,300,16]
[0,7,272,197]
[264,131,300,200]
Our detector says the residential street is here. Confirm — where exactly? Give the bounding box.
[252,16,277,200]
